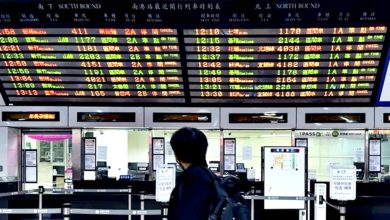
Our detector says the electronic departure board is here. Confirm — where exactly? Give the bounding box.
[184,27,386,103]
[0,0,389,106]
[0,28,184,104]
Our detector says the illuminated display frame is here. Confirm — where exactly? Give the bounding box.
[0,0,389,107]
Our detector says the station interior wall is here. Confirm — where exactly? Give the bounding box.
[16,128,390,190]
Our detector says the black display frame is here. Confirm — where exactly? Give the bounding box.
[152,137,165,171]
[22,149,38,183]
[0,0,389,107]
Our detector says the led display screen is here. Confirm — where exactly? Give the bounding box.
[2,111,59,121]
[305,113,366,123]
[77,112,136,122]
[0,28,184,104]
[185,27,386,104]
[0,0,388,106]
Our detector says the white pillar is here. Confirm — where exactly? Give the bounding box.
[0,127,20,178]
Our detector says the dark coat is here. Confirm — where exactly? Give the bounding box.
[168,165,216,220]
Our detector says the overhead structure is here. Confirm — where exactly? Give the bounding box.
[0,0,389,106]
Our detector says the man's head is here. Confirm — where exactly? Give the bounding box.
[170,127,208,167]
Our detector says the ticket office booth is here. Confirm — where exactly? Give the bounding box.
[296,107,374,182]
[69,107,148,182]
[220,108,296,180]
[145,107,221,176]
[0,106,70,190]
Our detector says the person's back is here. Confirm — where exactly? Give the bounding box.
[168,127,215,220]
[168,165,216,220]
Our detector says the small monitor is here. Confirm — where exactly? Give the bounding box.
[128,162,138,171]
[236,163,246,172]
[97,161,107,167]
[137,162,149,171]
[209,161,220,172]
[53,166,65,175]
[382,165,389,173]
[353,162,365,180]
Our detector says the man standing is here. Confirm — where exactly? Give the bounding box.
[168,127,216,220]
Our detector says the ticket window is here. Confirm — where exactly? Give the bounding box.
[22,131,71,190]
[223,130,293,180]
[82,129,150,180]
[152,129,221,167]
[296,130,366,181]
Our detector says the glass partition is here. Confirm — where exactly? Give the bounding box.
[296,130,366,181]
[152,129,221,167]
[223,130,293,180]
[81,128,150,180]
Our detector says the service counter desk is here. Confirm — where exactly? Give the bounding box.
[310,181,390,220]
[74,179,156,194]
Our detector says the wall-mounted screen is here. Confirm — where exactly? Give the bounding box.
[0,0,388,106]
[185,27,386,104]
[77,112,136,122]
[2,111,59,121]
[0,28,185,104]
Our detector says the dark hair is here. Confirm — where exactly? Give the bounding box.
[170,127,208,166]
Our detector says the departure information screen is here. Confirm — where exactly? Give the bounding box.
[184,27,386,103]
[0,0,389,106]
[0,28,184,103]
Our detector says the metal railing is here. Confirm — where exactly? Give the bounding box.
[0,186,316,220]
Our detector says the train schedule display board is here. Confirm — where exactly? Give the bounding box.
[263,146,306,209]
[185,27,386,104]
[0,28,185,104]
[0,0,388,106]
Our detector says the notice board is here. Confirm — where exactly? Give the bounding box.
[263,146,306,209]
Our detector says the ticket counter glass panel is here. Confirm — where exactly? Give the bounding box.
[223,130,293,180]
[81,129,150,180]
[295,130,366,181]
[152,129,221,166]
